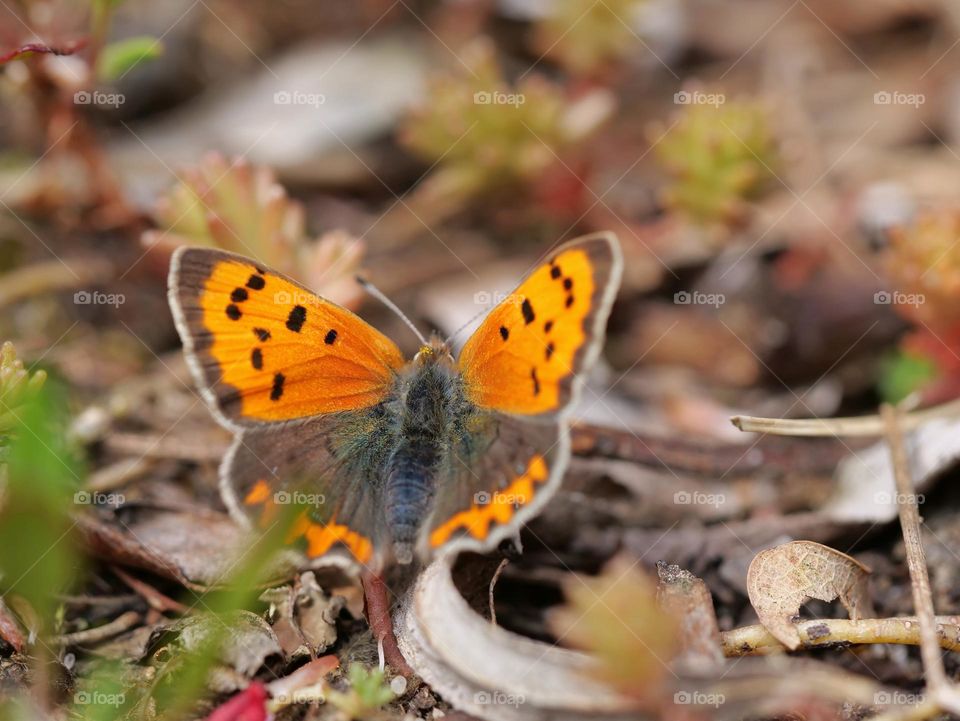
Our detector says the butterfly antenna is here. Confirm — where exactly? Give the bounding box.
[356,276,428,346]
[444,306,489,347]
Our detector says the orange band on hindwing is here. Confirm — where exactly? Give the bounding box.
[429,454,549,547]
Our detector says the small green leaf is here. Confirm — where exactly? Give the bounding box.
[348,664,395,709]
[326,664,395,719]
[96,36,162,81]
[878,350,937,403]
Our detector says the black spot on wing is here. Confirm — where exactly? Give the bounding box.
[545,342,554,360]
[563,277,573,290]
[226,304,241,320]
[565,295,574,308]
[246,274,266,290]
[324,329,338,345]
[253,327,271,341]
[550,265,561,279]
[270,372,285,401]
[251,348,263,370]
[500,326,509,341]
[531,367,540,396]
[544,320,553,333]
[286,305,307,333]
[521,299,535,325]
[231,287,248,303]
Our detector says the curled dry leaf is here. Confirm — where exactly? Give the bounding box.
[746,541,873,650]
[260,585,303,660]
[295,571,343,653]
[395,555,638,721]
[260,572,343,660]
[146,610,282,681]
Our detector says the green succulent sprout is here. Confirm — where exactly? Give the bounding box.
[652,99,778,232]
[0,341,47,436]
[534,0,647,76]
[326,664,395,720]
[401,39,569,196]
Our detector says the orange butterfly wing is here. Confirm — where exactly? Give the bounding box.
[169,247,404,426]
[458,232,622,417]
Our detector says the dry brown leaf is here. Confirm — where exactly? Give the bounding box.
[550,556,677,705]
[655,561,724,674]
[746,540,873,650]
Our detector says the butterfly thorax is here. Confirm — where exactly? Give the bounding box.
[386,344,460,564]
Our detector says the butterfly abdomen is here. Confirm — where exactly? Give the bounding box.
[385,362,451,563]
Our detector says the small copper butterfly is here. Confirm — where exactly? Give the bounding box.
[168,232,622,571]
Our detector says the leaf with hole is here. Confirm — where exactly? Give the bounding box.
[746,540,872,650]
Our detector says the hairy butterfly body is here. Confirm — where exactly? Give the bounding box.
[168,232,622,572]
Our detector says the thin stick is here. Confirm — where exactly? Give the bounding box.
[488,559,508,626]
[881,404,957,712]
[722,617,960,656]
[49,611,140,646]
[112,566,190,614]
[731,398,960,437]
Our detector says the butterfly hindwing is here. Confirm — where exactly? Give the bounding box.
[458,232,622,418]
[223,411,397,570]
[423,411,565,557]
[168,247,404,427]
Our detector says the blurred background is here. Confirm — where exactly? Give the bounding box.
[4,0,960,428]
[3,0,960,718]
[5,0,960,420]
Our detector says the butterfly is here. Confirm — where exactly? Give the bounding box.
[168,232,622,572]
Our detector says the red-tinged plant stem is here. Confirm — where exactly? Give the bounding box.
[361,571,413,676]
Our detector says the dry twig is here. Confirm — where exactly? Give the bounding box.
[731,398,960,436]
[49,611,140,646]
[722,617,960,656]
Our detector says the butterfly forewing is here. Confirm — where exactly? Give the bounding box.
[169,247,404,427]
[458,232,622,418]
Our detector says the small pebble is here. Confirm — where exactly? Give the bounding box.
[390,675,408,696]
